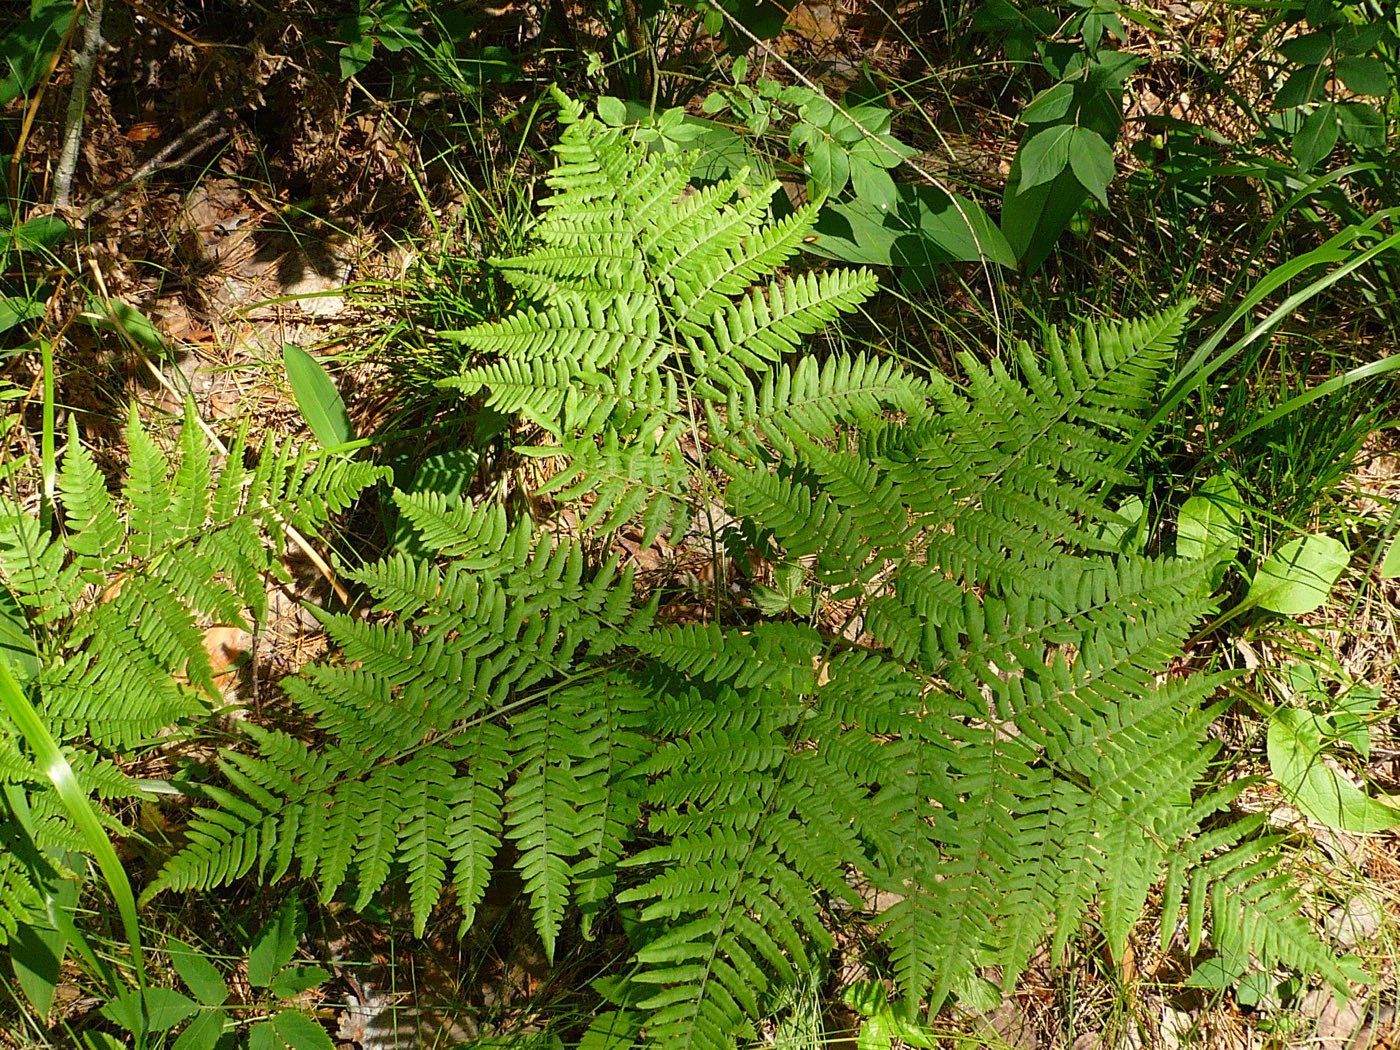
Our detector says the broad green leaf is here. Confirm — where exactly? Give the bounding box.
[595,95,628,126]
[100,988,199,1033]
[12,883,73,1022]
[0,1,74,107]
[1380,533,1400,579]
[171,1009,229,1050]
[1015,124,1075,192]
[86,298,167,357]
[808,184,1015,284]
[1268,707,1400,833]
[1176,475,1243,563]
[1337,102,1386,147]
[849,156,897,213]
[0,296,43,335]
[11,214,68,252]
[283,345,354,450]
[1248,534,1349,615]
[1000,163,1088,272]
[1278,31,1331,65]
[168,939,229,1006]
[1334,23,1383,54]
[1023,81,1076,123]
[1293,103,1339,170]
[1275,65,1326,109]
[264,1013,336,1050]
[1067,126,1115,206]
[1335,55,1390,96]
[269,965,330,999]
[895,185,1016,268]
[248,898,306,988]
[804,137,850,197]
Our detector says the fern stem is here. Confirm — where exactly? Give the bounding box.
[39,336,55,533]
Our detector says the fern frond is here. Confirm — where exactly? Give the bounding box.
[59,421,122,570]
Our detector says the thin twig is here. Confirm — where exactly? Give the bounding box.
[82,109,230,220]
[53,0,106,210]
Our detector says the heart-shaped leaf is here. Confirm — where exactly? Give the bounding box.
[1268,707,1400,833]
[1248,534,1349,615]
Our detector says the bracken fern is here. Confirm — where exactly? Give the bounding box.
[0,402,384,940]
[153,95,1358,1049]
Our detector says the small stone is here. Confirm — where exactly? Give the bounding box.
[1325,892,1386,948]
[1159,1005,1197,1049]
[1299,988,1367,1050]
[975,1000,1038,1050]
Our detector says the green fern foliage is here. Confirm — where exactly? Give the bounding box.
[0,403,384,941]
[149,492,655,949]
[159,99,1356,1050]
[439,85,883,540]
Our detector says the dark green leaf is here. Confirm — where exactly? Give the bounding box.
[1000,163,1089,272]
[0,0,73,106]
[248,898,305,988]
[1278,31,1331,65]
[171,1009,229,1050]
[271,1010,336,1050]
[338,36,375,80]
[0,296,44,336]
[12,891,72,1022]
[1335,55,1390,96]
[283,345,355,450]
[1067,126,1115,206]
[1015,124,1075,192]
[1336,101,1386,147]
[848,157,897,213]
[804,138,850,197]
[1275,66,1326,109]
[808,184,1015,282]
[11,215,68,252]
[101,988,199,1034]
[713,0,787,39]
[1293,103,1340,170]
[169,939,229,1006]
[269,965,330,999]
[1023,82,1076,124]
[1333,22,1383,54]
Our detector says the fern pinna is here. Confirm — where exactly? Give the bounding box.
[153,98,1357,1049]
[0,404,384,941]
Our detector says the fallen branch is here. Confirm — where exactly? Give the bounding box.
[53,0,106,209]
[82,108,230,220]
